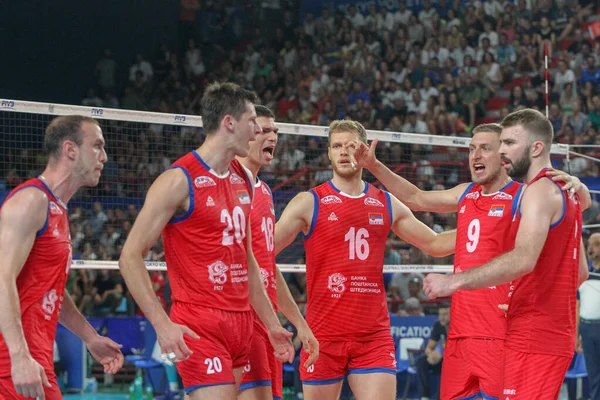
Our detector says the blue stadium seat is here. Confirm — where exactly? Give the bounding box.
[565,353,587,379]
[396,337,424,400]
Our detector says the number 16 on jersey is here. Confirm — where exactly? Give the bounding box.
[345,227,370,260]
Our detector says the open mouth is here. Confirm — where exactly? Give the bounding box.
[473,163,485,173]
[262,145,275,159]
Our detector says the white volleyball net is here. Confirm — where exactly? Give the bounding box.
[0,99,576,276]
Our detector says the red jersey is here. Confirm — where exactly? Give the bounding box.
[450,181,523,340]
[162,152,253,311]
[506,168,582,357]
[249,177,278,335]
[0,179,71,377]
[303,181,392,341]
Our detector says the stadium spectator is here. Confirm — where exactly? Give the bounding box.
[416,303,450,400]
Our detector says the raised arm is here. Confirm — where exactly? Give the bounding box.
[424,180,560,298]
[353,139,469,212]
[0,188,51,399]
[389,194,456,257]
[274,191,314,256]
[119,168,199,362]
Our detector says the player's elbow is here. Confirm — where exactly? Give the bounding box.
[118,244,143,272]
[516,252,537,275]
[423,237,453,258]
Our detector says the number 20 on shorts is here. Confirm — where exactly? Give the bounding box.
[205,357,223,374]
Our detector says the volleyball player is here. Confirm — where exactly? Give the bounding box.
[119,82,294,400]
[237,105,318,400]
[353,123,590,399]
[0,116,124,399]
[424,109,590,399]
[274,120,456,400]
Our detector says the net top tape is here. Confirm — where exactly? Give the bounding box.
[0,99,569,154]
[70,260,453,274]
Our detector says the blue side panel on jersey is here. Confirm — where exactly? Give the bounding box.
[548,177,567,229]
[384,191,393,223]
[38,201,50,237]
[3,184,50,237]
[168,166,194,224]
[303,190,319,240]
[34,178,59,234]
[511,185,524,219]
[458,182,476,204]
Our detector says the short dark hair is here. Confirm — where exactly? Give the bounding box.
[472,123,502,136]
[254,104,275,119]
[44,115,98,159]
[438,302,451,309]
[201,82,258,134]
[501,108,554,152]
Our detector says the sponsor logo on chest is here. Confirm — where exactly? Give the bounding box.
[321,195,342,204]
[465,191,480,200]
[230,173,246,185]
[492,192,513,200]
[364,197,384,207]
[194,176,216,188]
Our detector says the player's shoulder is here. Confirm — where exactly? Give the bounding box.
[294,190,317,205]
[157,167,190,188]
[146,167,191,205]
[2,185,49,213]
[527,175,563,197]
[521,177,563,211]
[0,186,49,229]
[310,180,331,193]
[174,151,197,164]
